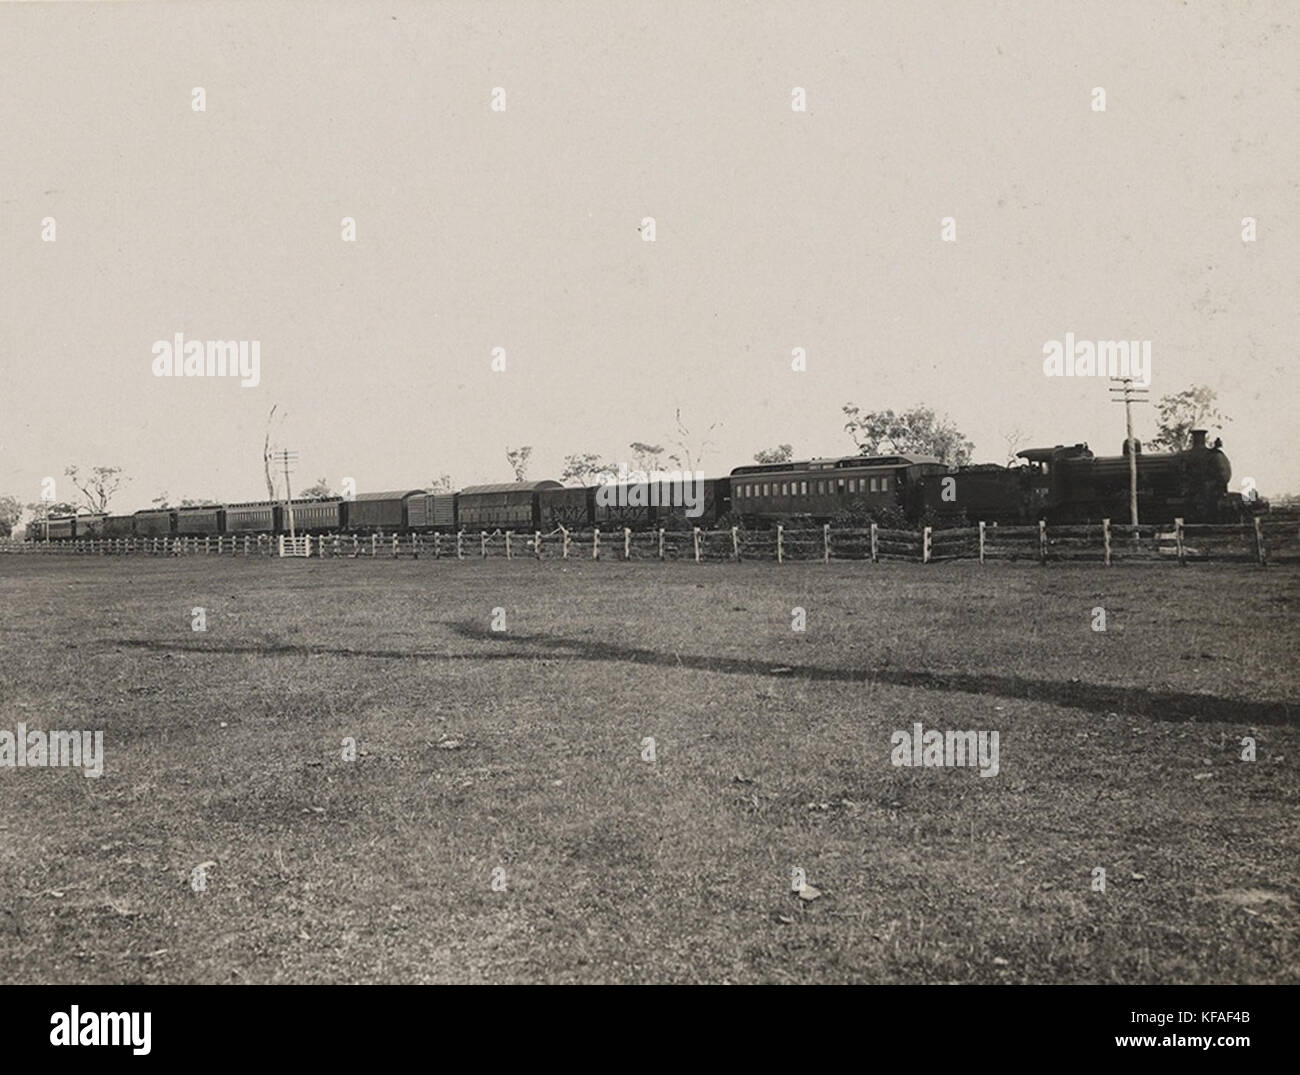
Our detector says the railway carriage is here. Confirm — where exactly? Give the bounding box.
[457,481,562,531]
[223,501,278,533]
[133,509,176,537]
[176,506,225,535]
[284,498,344,533]
[731,454,945,524]
[104,515,135,538]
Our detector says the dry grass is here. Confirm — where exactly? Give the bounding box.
[0,556,1296,983]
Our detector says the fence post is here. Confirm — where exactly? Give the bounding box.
[307,535,314,557]
[693,527,701,563]
[505,531,512,559]
[561,526,570,559]
[481,531,487,558]
[244,535,249,556]
[593,528,600,560]
[1254,516,1266,565]
[923,526,932,564]
[535,531,542,560]
[1103,518,1111,566]
[870,522,879,564]
[658,528,665,561]
[457,530,464,559]
[1174,517,1185,565]
[777,524,784,564]
[392,534,399,558]
[204,536,210,555]
[731,526,739,562]
[978,521,985,565]
[1038,520,1047,564]
[433,532,441,559]
[624,527,631,561]
[278,535,284,557]
[823,523,830,564]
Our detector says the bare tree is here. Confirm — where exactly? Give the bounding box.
[667,408,718,473]
[64,465,127,513]
[262,405,286,500]
[1001,427,1031,465]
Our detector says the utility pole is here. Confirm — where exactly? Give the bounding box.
[1109,378,1149,544]
[276,449,299,540]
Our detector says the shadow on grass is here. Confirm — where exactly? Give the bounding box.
[112,627,1297,728]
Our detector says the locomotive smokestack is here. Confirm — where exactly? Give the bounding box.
[1190,429,1207,450]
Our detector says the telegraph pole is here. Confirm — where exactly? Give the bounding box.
[276,449,299,540]
[1109,378,1149,544]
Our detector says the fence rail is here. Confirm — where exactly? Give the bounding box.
[3,516,1295,565]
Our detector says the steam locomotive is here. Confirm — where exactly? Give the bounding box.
[25,430,1259,542]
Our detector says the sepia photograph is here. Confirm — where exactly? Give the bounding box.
[0,0,1295,1056]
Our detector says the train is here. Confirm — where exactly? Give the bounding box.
[24,429,1262,542]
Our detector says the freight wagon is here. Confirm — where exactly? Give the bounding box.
[343,491,423,532]
[457,481,562,531]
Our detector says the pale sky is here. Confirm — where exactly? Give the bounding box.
[2,0,1296,515]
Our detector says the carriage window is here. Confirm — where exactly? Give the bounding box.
[801,481,808,495]
[783,483,790,495]
[869,478,878,492]
[881,477,889,491]
[762,483,769,496]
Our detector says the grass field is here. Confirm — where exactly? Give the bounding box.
[1,555,1297,984]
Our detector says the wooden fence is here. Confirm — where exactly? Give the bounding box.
[3,516,1297,565]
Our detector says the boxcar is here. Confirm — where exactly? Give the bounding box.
[285,498,343,532]
[342,491,422,532]
[405,493,457,531]
[406,494,431,530]
[104,515,135,538]
[224,501,278,533]
[176,506,225,534]
[653,477,731,530]
[592,482,659,530]
[429,494,457,530]
[133,509,176,537]
[537,486,593,530]
[458,481,562,531]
